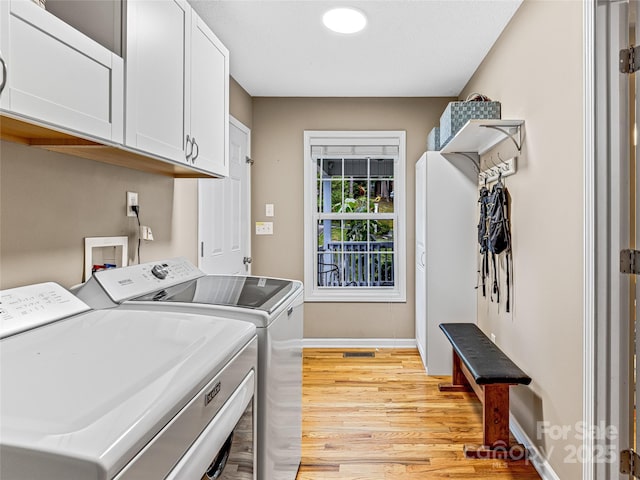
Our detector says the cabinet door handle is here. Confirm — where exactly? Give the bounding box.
[185,134,193,161]
[0,54,7,96]
[191,137,199,162]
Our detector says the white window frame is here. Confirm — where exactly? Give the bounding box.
[303,130,406,302]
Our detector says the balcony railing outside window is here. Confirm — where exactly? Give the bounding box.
[318,241,394,287]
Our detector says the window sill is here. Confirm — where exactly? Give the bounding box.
[304,288,406,303]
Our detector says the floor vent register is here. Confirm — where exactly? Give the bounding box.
[343,351,375,358]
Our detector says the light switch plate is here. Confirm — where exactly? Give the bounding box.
[266,204,274,217]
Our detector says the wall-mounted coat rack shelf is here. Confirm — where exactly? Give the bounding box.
[439,119,524,156]
[478,156,516,184]
[439,119,524,184]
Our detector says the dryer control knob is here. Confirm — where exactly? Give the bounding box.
[151,264,168,279]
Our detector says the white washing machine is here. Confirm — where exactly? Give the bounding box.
[0,282,258,480]
[74,258,304,480]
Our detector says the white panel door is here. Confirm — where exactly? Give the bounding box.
[198,118,250,274]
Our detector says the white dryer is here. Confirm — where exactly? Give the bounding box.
[74,258,304,480]
[0,282,257,480]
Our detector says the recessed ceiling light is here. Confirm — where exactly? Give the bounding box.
[322,7,367,34]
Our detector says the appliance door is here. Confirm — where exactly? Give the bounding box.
[131,275,298,315]
[166,372,256,480]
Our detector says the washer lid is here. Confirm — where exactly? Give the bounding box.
[132,275,301,314]
[0,308,255,480]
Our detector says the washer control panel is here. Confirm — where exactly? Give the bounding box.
[0,282,90,338]
[93,257,204,303]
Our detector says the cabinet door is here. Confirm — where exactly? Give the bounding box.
[415,154,428,372]
[125,0,189,163]
[425,152,478,376]
[0,0,123,143]
[415,249,427,372]
[189,12,229,176]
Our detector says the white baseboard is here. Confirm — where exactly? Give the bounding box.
[510,413,560,480]
[302,338,417,349]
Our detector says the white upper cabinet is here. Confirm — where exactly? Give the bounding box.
[0,0,227,178]
[189,12,229,176]
[125,0,189,164]
[0,0,124,143]
[125,0,229,177]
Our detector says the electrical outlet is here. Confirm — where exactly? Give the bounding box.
[141,226,154,241]
[265,203,274,217]
[490,333,496,343]
[126,192,139,217]
[255,222,273,235]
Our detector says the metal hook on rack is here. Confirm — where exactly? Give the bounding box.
[486,155,501,178]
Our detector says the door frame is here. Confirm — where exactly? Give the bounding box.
[590,2,634,479]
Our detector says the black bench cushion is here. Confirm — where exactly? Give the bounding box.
[439,323,532,385]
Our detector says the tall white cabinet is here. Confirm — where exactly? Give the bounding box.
[415,152,478,375]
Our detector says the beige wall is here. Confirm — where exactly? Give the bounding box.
[230,77,253,129]
[0,141,197,288]
[251,97,453,338]
[461,1,583,478]
[0,75,253,289]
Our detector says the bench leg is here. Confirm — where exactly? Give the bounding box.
[483,384,510,445]
[438,351,473,392]
[463,384,526,460]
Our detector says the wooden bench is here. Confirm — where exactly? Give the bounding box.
[438,323,531,460]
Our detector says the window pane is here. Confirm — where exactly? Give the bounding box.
[370,180,394,213]
[317,158,396,214]
[344,219,368,241]
[343,158,368,176]
[369,230,394,286]
[331,179,344,213]
[317,252,340,287]
[316,219,395,289]
[317,179,335,213]
[369,219,393,242]
[317,220,344,247]
[342,252,370,286]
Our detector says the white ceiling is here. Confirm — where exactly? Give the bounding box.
[189,0,523,97]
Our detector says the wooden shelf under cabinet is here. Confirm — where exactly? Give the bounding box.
[0,115,219,178]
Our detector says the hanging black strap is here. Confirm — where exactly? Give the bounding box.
[477,185,490,298]
[482,251,488,296]
[506,252,511,312]
[491,253,499,303]
[503,186,512,313]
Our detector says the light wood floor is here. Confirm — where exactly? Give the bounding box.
[297,348,541,480]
